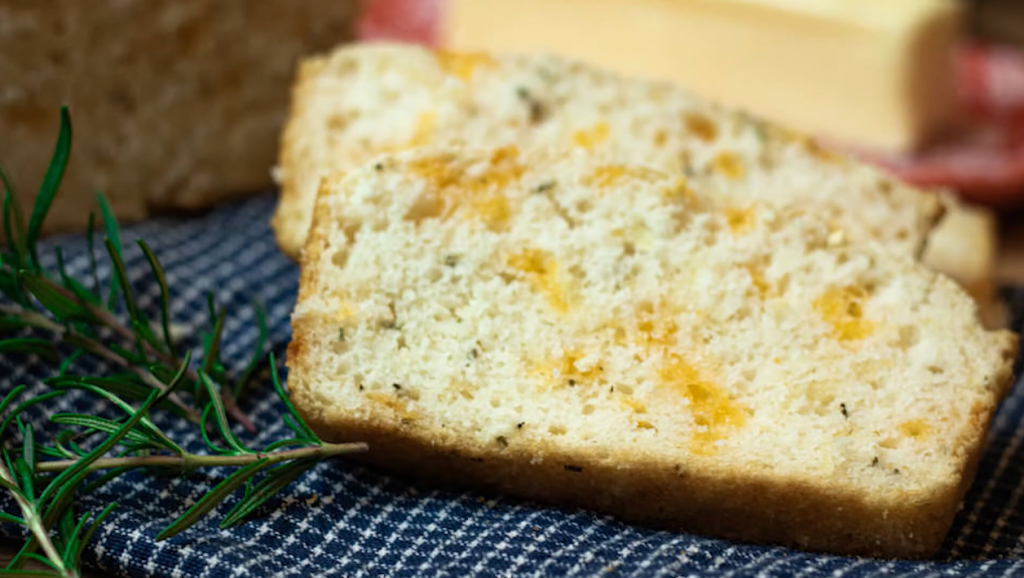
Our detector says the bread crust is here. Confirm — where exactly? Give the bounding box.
[273,56,332,258]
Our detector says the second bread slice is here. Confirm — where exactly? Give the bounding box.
[288,146,1017,558]
[274,43,942,261]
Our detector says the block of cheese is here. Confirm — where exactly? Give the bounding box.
[0,0,357,235]
[440,0,963,152]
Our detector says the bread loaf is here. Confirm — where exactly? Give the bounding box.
[273,43,996,318]
[287,145,1017,558]
[0,0,358,234]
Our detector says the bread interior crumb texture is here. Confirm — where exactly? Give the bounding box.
[287,146,1017,555]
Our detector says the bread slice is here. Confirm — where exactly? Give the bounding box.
[287,146,1018,558]
[273,42,996,315]
[923,200,1004,328]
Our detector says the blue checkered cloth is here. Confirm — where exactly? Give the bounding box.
[2,195,1024,577]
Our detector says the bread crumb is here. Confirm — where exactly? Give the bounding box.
[287,145,1016,558]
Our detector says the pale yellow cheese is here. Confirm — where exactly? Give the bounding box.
[441,0,963,152]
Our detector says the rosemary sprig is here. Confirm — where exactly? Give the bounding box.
[0,107,367,577]
[32,443,358,476]
[0,301,199,421]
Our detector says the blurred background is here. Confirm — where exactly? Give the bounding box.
[2,0,1024,281]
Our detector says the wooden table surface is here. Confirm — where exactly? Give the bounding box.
[3,212,1024,574]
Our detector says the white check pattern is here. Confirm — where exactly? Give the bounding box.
[1,195,1022,577]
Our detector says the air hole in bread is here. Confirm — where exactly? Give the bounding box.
[625,262,642,281]
[405,194,445,223]
[327,113,349,130]
[548,425,567,436]
[330,340,348,355]
[331,249,349,269]
[898,326,919,350]
[732,305,753,322]
[327,56,358,75]
[582,404,596,415]
[927,365,945,375]
[339,220,359,244]
[309,389,334,408]
[775,273,790,296]
[804,383,836,415]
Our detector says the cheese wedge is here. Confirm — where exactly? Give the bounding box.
[441,0,963,152]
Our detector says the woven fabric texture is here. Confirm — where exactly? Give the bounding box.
[2,195,1023,578]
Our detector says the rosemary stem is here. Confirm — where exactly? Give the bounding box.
[0,303,201,424]
[33,442,369,474]
[0,461,76,578]
[34,279,257,433]
[215,392,255,434]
